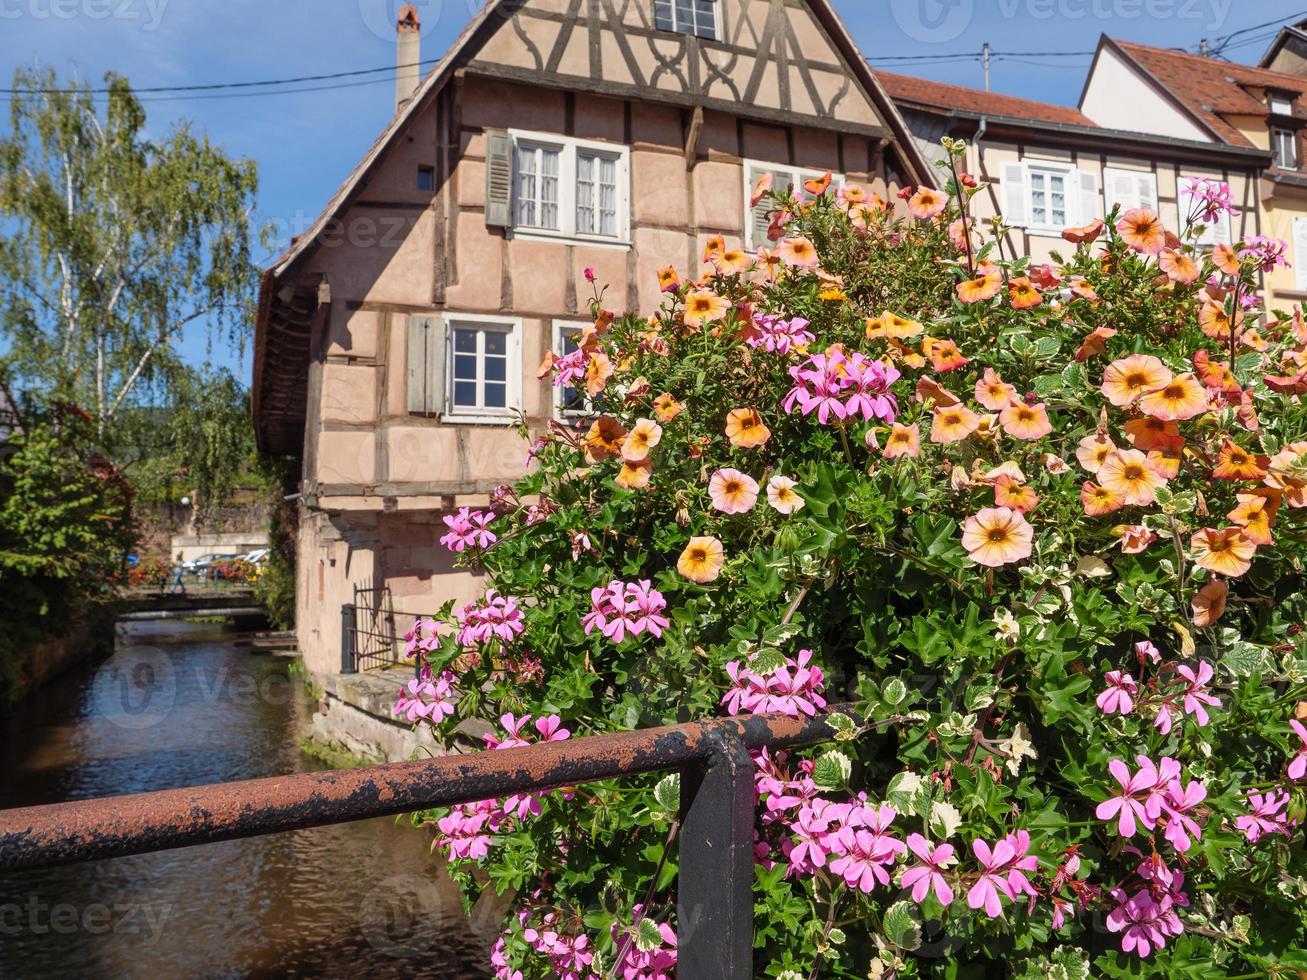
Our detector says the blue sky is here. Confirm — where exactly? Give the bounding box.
[3,0,1305,380]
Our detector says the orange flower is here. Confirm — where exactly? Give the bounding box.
[1212,440,1268,481]
[1099,449,1165,506]
[1265,441,1307,508]
[925,337,969,373]
[683,290,730,328]
[586,352,614,398]
[657,266,681,293]
[678,536,725,584]
[1008,276,1043,310]
[1101,354,1172,407]
[1123,417,1179,452]
[883,423,921,459]
[1076,434,1117,474]
[1228,491,1279,546]
[585,416,628,462]
[930,404,981,444]
[1075,326,1117,362]
[1199,302,1241,341]
[1212,242,1241,275]
[1194,349,1241,394]
[1116,525,1158,554]
[1191,579,1228,627]
[1062,219,1105,244]
[1137,373,1208,421]
[750,172,775,208]
[1191,527,1256,577]
[994,477,1039,514]
[615,458,653,490]
[653,393,684,423]
[1146,441,1184,481]
[702,235,725,262]
[712,250,752,276]
[1159,248,1199,284]
[1116,207,1166,254]
[621,418,663,462]
[956,271,1002,304]
[709,468,759,515]
[975,368,1018,410]
[1069,277,1099,301]
[777,236,820,268]
[999,401,1053,441]
[916,378,961,407]
[1081,481,1125,516]
[962,507,1034,567]
[804,172,833,196]
[908,187,948,220]
[866,311,923,340]
[725,408,771,449]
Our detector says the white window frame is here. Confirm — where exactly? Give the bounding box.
[507,130,631,247]
[1103,167,1158,215]
[1273,128,1299,170]
[444,315,523,425]
[1177,174,1232,249]
[653,0,720,40]
[1024,160,1078,235]
[552,320,592,420]
[742,159,845,251]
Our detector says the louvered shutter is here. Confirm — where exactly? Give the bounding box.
[406,315,445,415]
[485,130,513,229]
[1077,170,1100,227]
[1136,172,1158,212]
[1001,162,1028,227]
[748,165,787,250]
[1294,218,1307,291]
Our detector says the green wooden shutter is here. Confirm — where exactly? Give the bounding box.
[485,131,513,229]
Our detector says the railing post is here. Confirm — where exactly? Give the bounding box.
[340,603,357,674]
[677,730,754,979]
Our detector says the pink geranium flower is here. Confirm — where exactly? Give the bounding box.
[967,838,1016,918]
[1290,720,1307,781]
[440,507,497,552]
[1235,790,1294,843]
[1175,661,1221,726]
[1096,670,1137,715]
[1096,757,1164,838]
[900,833,955,906]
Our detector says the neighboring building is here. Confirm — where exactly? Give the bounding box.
[252,0,934,674]
[1080,37,1307,309]
[880,70,1266,268]
[1260,19,1307,75]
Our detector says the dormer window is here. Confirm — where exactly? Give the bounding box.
[1274,128,1299,169]
[1271,95,1294,116]
[653,0,719,40]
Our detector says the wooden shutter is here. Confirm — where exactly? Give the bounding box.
[1001,162,1027,227]
[1077,170,1100,227]
[1294,217,1307,291]
[485,130,513,229]
[406,315,445,415]
[748,165,787,249]
[1136,172,1158,212]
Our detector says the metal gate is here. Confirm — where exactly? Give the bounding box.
[340,579,431,674]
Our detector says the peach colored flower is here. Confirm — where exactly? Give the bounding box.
[1116,524,1158,554]
[615,459,653,490]
[725,408,771,449]
[586,352,614,398]
[1075,326,1117,362]
[1137,373,1208,421]
[925,337,969,372]
[1212,242,1240,275]
[683,290,730,328]
[713,250,752,276]
[930,404,981,444]
[1099,449,1165,506]
[1159,248,1199,284]
[1077,434,1117,474]
[678,536,725,584]
[883,423,921,459]
[956,271,1002,304]
[622,419,663,462]
[908,187,948,220]
[1228,491,1278,546]
[702,235,725,262]
[1192,579,1228,627]
[1117,208,1166,254]
[709,469,759,515]
[1265,441,1307,507]
[1101,354,1172,407]
[994,477,1039,514]
[657,266,681,293]
[1081,481,1125,517]
[1191,527,1256,577]
[962,507,1034,567]
[866,311,923,340]
[804,172,833,196]
[1213,440,1268,481]
[766,476,805,515]
[974,368,1018,411]
[777,236,820,268]
[653,393,684,423]
[1146,442,1183,481]
[1124,417,1180,452]
[585,416,628,462]
[1008,276,1043,310]
[999,402,1053,441]
[750,171,774,208]
[1199,302,1241,341]
[1063,219,1105,244]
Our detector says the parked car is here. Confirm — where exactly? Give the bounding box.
[182,553,227,574]
[241,548,270,566]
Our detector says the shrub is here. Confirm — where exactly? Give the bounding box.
[400,142,1307,978]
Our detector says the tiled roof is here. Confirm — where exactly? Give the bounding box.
[877,70,1096,127]
[1113,39,1307,148]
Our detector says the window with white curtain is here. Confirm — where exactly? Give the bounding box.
[509,131,630,244]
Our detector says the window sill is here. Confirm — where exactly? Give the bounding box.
[507,228,632,251]
[440,414,520,427]
[1022,225,1069,239]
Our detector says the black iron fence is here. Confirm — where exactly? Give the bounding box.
[0,705,854,979]
[341,581,432,675]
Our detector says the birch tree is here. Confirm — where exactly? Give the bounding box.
[0,67,259,443]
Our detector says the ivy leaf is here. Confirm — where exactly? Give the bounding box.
[748,647,787,675]
[929,800,962,839]
[634,917,665,953]
[882,900,922,951]
[825,712,859,742]
[811,750,852,791]
[652,773,680,819]
[882,677,909,706]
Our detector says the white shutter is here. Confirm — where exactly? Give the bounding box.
[1077,170,1101,227]
[1104,167,1137,213]
[1001,162,1028,227]
[1178,175,1230,248]
[1136,172,1158,212]
[1294,217,1307,291]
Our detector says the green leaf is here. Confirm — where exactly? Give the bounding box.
[811,750,852,791]
[749,647,787,675]
[881,677,909,706]
[882,900,922,951]
[634,917,664,952]
[825,712,859,742]
[652,773,680,818]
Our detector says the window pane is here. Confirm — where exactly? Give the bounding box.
[653,0,674,31]
[454,329,477,353]
[576,154,595,235]
[541,149,560,229]
[454,354,478,380]
[485,331,508,356]
[485,357,507,383]
[516,147,537,227]
[675,0,693,28]
[693,0,716,38]
[454,381,477,408]
[484,382,507,409]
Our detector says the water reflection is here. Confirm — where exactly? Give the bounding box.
[0,621,487,979]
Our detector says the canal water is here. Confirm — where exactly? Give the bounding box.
[0,621,489,979]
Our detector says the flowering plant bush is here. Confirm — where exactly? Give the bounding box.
[402,142,1307,978]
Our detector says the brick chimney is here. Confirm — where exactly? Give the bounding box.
[395,4,421,113]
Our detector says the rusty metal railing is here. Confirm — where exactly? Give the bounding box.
[0,705,855,978]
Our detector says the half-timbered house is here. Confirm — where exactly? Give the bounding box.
[253,0,933,674]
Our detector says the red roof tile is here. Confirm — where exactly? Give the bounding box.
[1113,39,1307,148]
[877,71,1096,127]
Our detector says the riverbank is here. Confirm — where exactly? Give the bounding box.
[1,600,117,706]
